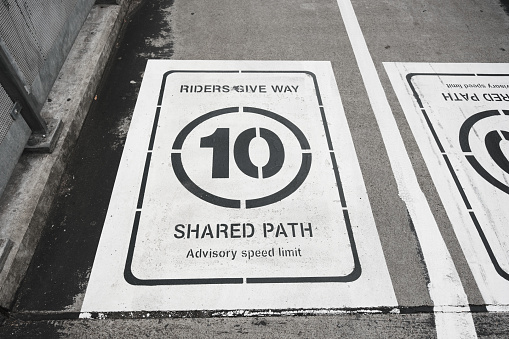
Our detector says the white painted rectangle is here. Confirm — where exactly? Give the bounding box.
[385,62,509,306]
[81,60,396,312]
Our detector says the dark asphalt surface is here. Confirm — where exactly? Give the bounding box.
[1,0,509,337]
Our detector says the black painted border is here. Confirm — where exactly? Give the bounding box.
[406,72,509,281]
[124,69,361,285]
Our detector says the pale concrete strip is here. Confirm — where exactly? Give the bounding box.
[334,0,476,337]
[0,4,129,309]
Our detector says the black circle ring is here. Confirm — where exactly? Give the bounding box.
[459,109,509,195]
[171,106,311,208]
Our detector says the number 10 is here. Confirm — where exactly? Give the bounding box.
[200,128,285,179]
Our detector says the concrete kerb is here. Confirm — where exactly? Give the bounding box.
[0,3,131,309]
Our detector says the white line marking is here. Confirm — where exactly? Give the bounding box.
[335,0,477,337]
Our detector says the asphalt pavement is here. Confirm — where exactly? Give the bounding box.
[1,0,509,337]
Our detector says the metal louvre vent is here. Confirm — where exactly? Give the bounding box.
[0,1,42,85]
[0,83,14,144]
[21,0,79,56]
[0,0,79,87]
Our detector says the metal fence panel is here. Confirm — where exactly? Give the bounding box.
[0,83,13,144]
[0,0,94,112]
[0,0,95,197]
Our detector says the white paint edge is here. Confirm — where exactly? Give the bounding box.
[486,305,509,312]
[435,313,477,339]
[335,0,477,337]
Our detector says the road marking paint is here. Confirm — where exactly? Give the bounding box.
[384,62,509,308]
[81,60,396,312]
[335,0,477,337]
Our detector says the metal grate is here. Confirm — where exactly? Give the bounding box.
[0,83,13,144]
[0,0,79,86]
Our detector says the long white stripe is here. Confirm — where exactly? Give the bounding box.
[335,0,477,337]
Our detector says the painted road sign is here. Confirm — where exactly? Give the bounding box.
[385,63,509,308]
[81,60,396,312]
